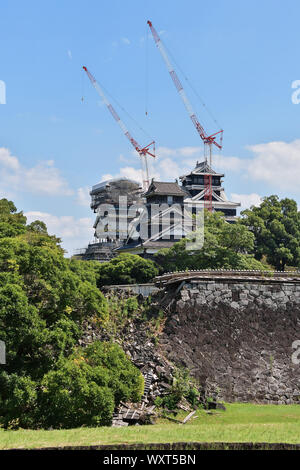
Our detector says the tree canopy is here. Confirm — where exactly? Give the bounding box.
[240,195,300,271]
[97,253,159,286]
[155,210,267,272]
[0,199,142,429]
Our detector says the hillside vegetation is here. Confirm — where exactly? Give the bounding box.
[0,195,299,430]
[0,199,143,429]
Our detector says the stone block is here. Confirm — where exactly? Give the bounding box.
[230,301,240,310]
[206,283,216,290]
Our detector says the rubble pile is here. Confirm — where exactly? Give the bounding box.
[79,288,222,426]
[79,290,192,425]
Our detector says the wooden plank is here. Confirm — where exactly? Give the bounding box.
[147,405,156,413]
[182,410,196,424]
[157,414,181,424]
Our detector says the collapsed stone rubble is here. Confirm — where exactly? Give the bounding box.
[79,289,217,426]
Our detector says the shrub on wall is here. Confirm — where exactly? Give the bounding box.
[97,253,159,286]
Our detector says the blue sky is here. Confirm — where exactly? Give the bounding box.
[1,0,300,254]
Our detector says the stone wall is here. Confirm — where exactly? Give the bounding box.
[160,279,300,403]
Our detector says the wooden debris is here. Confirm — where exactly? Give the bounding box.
[177,397,192,412]
[157,414,182,423]
[182,410,196,424]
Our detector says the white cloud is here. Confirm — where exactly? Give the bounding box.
[154,139,300,194]
[213,153,249,172]
[0,147,73,197]
[156,145,202,160]
[157,158,189,181]
[24,161,73,195]
[24,211,94,256]
[99,147,198,186]
[178,146,202,158]
[67,49,72,60]
[216,139,300,192]
[77,186,91,207]
[119,166,143,183]
[121,37,130,45]
[100,173,114,182]
[246,140,300,189]
[0,148,20,170]
[231,193,262,211]
[156,146,175,158]
[100,167,143,185]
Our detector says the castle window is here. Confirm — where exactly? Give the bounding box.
[167,195,173,205]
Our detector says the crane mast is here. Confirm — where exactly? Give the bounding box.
[147,20,223,211]
[83,66,155,191]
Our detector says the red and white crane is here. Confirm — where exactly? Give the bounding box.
[147,20,223,211]
[83,66,155,191]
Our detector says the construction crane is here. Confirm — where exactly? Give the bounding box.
[147,20,223,211]
[83,66,155,191]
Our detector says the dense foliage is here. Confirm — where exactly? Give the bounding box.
[0,199,143,429]
[39,342,143,429]
[1,193,299,428]
[155,210,267,272]
[97,253,159,286]
[240,196,300,271]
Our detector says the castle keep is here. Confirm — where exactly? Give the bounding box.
[75,160,240,261]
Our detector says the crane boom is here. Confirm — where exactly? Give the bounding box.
[147,20,223,212]
[147,21,223,150]
[83,66,155,190]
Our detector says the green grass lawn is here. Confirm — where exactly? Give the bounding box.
[1,403,300,449]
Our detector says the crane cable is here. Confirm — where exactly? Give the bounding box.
[161,37,222,131]
[145,24,149,116]
[82,69,154,141]
[81,67,85,103]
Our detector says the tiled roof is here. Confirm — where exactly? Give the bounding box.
[145,181,187,197]
[180,160,224,180]
[194,161,217,174]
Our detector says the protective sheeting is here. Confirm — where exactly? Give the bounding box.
[90,178,143,210]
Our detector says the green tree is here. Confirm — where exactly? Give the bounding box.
[0,199,124,428]
[97,253,159,286]
[0,199,27,238]
[27,220,48,234]
[240,196,300,270]
[38,342,143,429]
[155,210,267,272]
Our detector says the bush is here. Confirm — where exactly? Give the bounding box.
[154,368,201,411]
[38,342,144,429]
[97,254,159,286]
[0,372,37,429]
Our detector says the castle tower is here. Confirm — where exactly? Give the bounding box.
[180,160,240,221]
[74,177,143,262]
